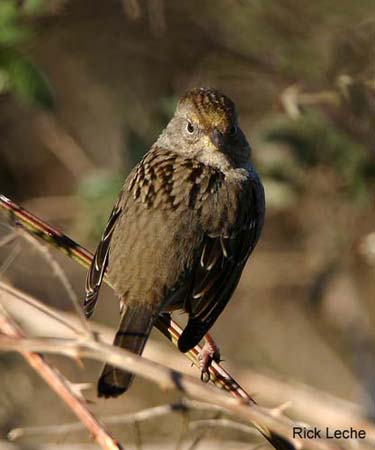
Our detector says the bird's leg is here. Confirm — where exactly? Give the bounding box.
[198,333,221,382]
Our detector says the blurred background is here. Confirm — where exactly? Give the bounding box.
[0,1,374,449]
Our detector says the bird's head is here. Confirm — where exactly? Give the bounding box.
[159,87,250,168]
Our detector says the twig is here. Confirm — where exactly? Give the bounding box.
[0,241,21,275]
[0,230,17,249]
[155,315,258,403]
[185,427,209,450]
[0,304,123,450]
[133,420,142,450]
[279,84,342,119]
[357,231,375,266]
[0,331,349,450]
[9,401,191,438]
[3,281,374,445]
[18,229,90,334]
[185,403,224,450]
[0,280,82,336]
[174,406,190,450]
[0,195,93,269]
[34,114,95,178]
[189,418,260,437]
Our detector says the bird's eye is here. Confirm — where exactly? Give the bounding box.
[229,124,237,136]
[186,121,195,134]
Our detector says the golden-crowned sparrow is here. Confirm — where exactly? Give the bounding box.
[84,87,265,398]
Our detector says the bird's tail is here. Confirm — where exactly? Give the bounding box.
[98,303,154,398]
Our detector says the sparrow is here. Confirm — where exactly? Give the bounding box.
[84,87,265,398]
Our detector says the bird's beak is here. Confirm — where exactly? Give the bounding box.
[210,128,225,151]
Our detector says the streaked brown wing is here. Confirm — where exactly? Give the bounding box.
[84,201,122,318]
[178,183,261,353]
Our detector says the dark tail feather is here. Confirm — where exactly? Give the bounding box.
[98,304,154,398]
[178,316,208,353]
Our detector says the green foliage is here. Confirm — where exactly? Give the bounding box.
[0,50,55,109]
[0,0,54,109]
[0,1,31,46]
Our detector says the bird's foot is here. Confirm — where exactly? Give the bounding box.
[198,334,221,382]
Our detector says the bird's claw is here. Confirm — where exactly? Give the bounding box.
[198,338,221,383]
[200,370,210,383]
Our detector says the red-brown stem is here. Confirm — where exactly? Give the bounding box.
[0,306,123,450]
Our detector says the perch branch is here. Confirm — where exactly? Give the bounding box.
[0,324,347,450]
[0,304,123,450]
[8,400,207,439]
[2,280,373,446]
[18,229,90,334]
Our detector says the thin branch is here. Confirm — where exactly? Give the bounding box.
[0,241,21,275]
[0,280,82,336]
[189,418,260,436]
[34,113,96,178]
[357,231,375,266]
[0,331,349,450]
[9,400,218,439]
[19,229,90,334]
[174,405,190,450]
[0,304,123,450]
[3,280,374,445]
[133,420,142,450]
[155,315,258,403]
[279,84,350,119]
[0,194,93,270]
[185,429,208,450]
[0,230,17,248]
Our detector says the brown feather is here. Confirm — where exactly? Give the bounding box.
[178,179,264,352]
[84,202,121,318]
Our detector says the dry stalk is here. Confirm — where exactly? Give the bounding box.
[0,304,123,450]
[2,279,373,444]
[0,330,347,450]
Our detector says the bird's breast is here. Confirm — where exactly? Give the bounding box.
[127,148,226,212]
